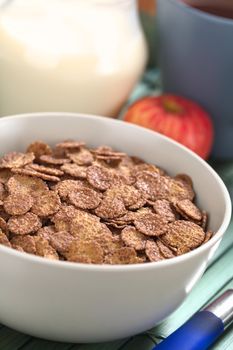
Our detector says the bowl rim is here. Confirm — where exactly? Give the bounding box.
[0,112,231,271]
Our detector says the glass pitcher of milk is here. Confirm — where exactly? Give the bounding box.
[0,0,147,117]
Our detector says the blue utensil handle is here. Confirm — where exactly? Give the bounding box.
[153,311,224,350]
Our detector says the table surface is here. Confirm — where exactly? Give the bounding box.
[1,71,233,350]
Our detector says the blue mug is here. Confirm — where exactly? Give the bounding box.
[157,0,233,158]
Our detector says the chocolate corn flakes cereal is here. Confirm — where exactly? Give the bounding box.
[95,195,127,220]
[0,183,7,201]
[116,164,136,185]
[11,235,36,254]
[145,240,164,262]
[52,205,78,232]
[96,157,122,168]
[176,199,202,222]
[11,244,24,252]
[68,149,94,166]
[0,169,12,184]
[134,163,163,175]
[176,245,191,256]
[109,170,134,187]
[107,185,142,208]
[66,240,104,264]
[70,210,102,239]
[82,223,114,253]
[146,199,157,206]
[153,199,177,222]
[166,178,195,203]
[135,171,159,201]
[8,212,42,235]
[40,155,70,165]
[135,207,154,217]
[95,154,123,163]
[96,233,124,255]
[55,179,86,199]
[36,225,55,240]
[161,220,205,251]
[26,163,64,176]
[0,139,215,264]
[27,141,52,160]
[121,226,147,250]
[105,221,128,229]
[0,209,11,221]
[105,208,150,229]
[134,213,168,237]
[91,145,113,154]
[105,247,143,264]
[31,191,61,217]
[131,157,146,165]
[128,196,147,211]
[7,175,48,197]
[105,214,131,228]
[50,231,74,254]
[201,211,208,231]
[86,165,112,191]
[61,163,87,178]
[175,174,193,188]
[153,176,194,203]
[0,152,34,169]
[34,236,59,260]
[119,155,136,167]
[69,187,102,210]
[4,193,34,216]
[0,217,7,233]
[56,140,85,150]
[11,168,61,182]
[92,146,126,158]
[0,229,11,247]
[51,147,67,159]
[110,227,122,235]
[98,222,113,236]
[157,240,175,259]
[137,251,148,262]
[112,210,137,223]
[203,230,213,244]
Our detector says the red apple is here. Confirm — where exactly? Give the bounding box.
[123,94,214,159]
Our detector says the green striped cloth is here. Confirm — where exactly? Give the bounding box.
[1,71,233,350]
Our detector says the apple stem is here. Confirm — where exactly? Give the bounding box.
[163,98,184,114]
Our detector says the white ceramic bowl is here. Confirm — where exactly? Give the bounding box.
[0,113,231,343]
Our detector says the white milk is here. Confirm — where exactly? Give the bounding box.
[0,0,147,117]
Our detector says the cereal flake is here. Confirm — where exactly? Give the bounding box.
[66,240,104,264]
[69,187,102,210]
[121,226,147,250]
[161,220,205,250]
[134,213,168,237]
[11,235,36,254]
[4,192,33,216]
[61,163,87,178]
[8,212,42,235]
[31,191,61,217]
[0,152,34,169]
[87,165,112,191]
[27,141,52,160]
